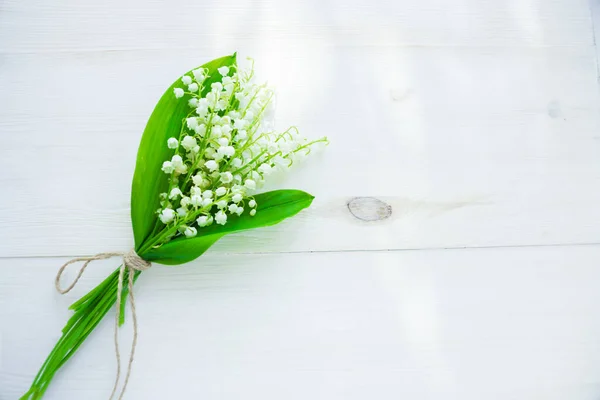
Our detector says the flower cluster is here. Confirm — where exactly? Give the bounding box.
[157,59,327,239]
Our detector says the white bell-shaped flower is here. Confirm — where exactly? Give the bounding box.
[159,208,175,224]
[167,138,179,149]
[215,210,227,225]
[184,226,197,238]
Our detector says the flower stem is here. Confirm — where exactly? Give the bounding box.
[20,266,141,399]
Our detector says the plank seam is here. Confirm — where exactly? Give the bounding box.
[1,241,600,260]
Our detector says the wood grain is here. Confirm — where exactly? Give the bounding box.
[2,0,600,399]
[3,245,600,400]
[0,0,592,53]
[1,45,600,256]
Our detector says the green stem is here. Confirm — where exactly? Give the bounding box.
[137,198,222,254]
[182,98,218,189]
[20,267,142,400]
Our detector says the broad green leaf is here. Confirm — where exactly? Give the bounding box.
[141,189,314,265]
[131,53,238,250]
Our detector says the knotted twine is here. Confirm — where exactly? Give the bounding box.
[55,250,151,400]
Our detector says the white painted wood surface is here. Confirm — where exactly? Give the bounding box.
[5,247,600,400]
[2,0,600,399]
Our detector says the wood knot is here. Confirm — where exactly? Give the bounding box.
[347,197,392,221]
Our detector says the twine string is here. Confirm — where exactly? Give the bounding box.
[55,250,151,400]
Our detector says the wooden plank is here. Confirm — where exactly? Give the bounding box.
[2,2,599,400]
[3,245,600,399]
[0,0,592,53]
[590,0,600,77]
[0,46,599,256]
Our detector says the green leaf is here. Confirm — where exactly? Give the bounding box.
[130,53,238,250]
[141,189,314,265]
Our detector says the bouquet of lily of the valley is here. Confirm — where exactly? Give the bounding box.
[21,53,327,399]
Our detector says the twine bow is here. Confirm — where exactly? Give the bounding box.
[55,250,151,400]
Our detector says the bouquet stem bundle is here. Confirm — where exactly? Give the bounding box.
[23,268,133,399]
[20,53,326,399]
